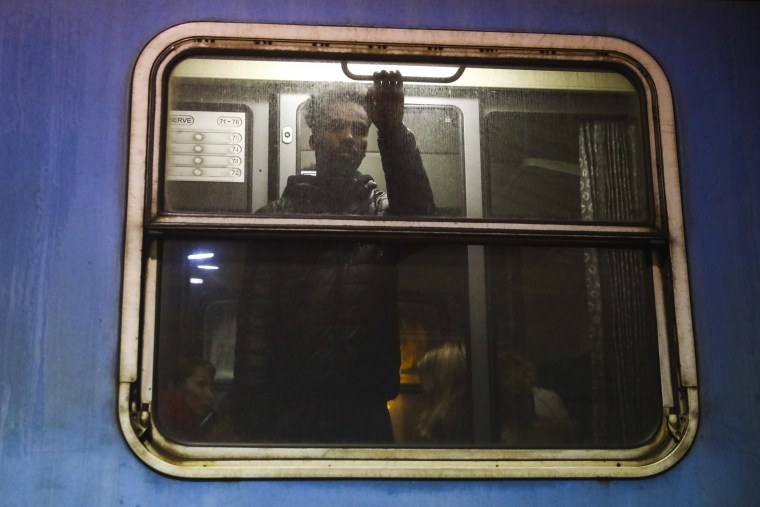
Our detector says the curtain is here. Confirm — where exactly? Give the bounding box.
[579,120,660,445]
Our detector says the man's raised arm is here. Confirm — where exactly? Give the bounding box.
[367,71,436,216]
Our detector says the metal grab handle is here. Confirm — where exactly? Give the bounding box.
[341,62,465,84]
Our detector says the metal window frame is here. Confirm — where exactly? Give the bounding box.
[119,22,697,479]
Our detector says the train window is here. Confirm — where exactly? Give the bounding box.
[120,23,697,478]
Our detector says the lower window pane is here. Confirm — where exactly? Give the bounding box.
[154,239,662,448]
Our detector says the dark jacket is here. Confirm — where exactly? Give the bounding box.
[231,125,434,443]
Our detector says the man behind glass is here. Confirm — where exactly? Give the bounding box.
[230,71,436,443]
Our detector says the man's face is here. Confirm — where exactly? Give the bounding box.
[310,101,370,179]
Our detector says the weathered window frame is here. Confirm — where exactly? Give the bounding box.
[119,22,697,478]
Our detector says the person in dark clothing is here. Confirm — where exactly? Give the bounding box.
[230,72,436,444]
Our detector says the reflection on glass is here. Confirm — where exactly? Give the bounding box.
[155,239,662,448]
[163,57,649,222]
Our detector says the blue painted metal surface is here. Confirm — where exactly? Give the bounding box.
[1,0,759,504]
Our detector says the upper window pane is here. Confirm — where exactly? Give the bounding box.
[162,57,650,223]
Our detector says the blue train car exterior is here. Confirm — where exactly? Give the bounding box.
[1,0,759,504]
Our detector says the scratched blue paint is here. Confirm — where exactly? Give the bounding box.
[1,0,759,505]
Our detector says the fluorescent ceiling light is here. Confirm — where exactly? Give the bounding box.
[188,252,214,260]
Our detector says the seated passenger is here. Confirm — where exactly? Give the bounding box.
[157,356,234,442]
[416,343,472,443]
[497,351,577,445]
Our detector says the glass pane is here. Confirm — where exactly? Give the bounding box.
[162,57,650,222]
[484,109,649,222]
[154,238,662,448]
